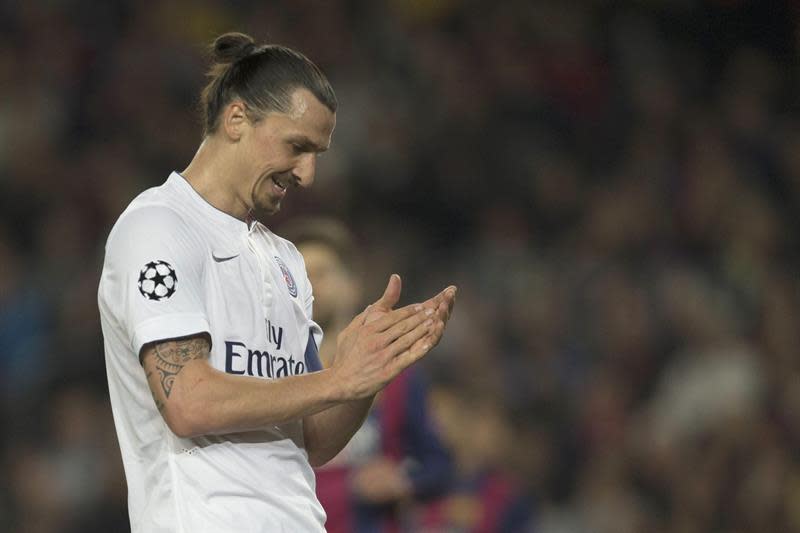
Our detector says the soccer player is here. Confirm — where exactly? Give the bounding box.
[97,32,456,533]
[287,219,453,532]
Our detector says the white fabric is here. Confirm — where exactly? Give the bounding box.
[98,172,325,532]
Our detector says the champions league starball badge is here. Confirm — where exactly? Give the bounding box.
[138,260,177,301]
[274,256,298,298]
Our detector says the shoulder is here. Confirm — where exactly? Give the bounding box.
[106,177,203,247]
[107,202,197,249]
[104,192,206,271]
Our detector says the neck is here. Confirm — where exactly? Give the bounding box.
[182,137,251,221]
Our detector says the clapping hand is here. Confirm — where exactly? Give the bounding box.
[331,274,456,400]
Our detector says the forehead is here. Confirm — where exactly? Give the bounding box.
[268,88,335,147]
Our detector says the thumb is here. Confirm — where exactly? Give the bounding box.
[374,274,402,310]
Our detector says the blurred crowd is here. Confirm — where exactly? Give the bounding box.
[2,0,800,531]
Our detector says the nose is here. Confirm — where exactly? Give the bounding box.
[292,153,316,188]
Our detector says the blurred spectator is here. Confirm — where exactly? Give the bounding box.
[422,385,533,532]
[287,218,453,533]
[0,229,50,402]
[3,380,128,532]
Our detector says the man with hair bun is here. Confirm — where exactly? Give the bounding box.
[98,32,456,532]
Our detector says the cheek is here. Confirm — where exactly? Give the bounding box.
[251,174,274,201]
[245,133,280,170]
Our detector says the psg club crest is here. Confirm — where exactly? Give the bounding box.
[138,260,177,301]
[274,256,298,298]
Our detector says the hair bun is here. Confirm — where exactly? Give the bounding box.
[211,32,256,64]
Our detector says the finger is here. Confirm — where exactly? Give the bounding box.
[435,302,448,324]
[380,306,433,344]
[372,274,402,311]
[427,318,446,347]
[439,292,456,322]
[390,334,435,374]
[421,285,457,311]
[436,297,449,317]
[385,314,434,356]
[356,305,371,325]
[369,302,427,333]
[424,287,456,323]
[344,305,371,334]
[445,286,457,314]
[440,286,456,312]
[415,316,445,347]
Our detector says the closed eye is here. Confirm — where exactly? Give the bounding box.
[287,137,328,155]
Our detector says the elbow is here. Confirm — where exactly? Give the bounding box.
[304,426,336,467]
[162,393,209,438]
[161,366,217,439]
[307,449,335,468]
[163,414,198,439]
[165,418,195,439]
[304,434,327,466]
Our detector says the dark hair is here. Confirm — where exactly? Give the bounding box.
[200,32,337,136]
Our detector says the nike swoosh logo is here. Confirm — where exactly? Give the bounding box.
[212,253,239,263]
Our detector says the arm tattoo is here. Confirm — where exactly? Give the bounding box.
[145,371,165,412]
[151,337,210,399]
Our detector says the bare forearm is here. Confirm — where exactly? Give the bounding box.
[143,283,455,440]
[167,360,344,437]
[303,395,376,466]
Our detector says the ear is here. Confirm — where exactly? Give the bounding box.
[221,100,248,141]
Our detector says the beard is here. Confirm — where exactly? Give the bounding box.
[249,173,287,221]
[249,199,280,221]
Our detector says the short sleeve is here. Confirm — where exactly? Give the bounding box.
[99,205,210,357]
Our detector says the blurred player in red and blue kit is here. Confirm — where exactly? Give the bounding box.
[288,220,453,533]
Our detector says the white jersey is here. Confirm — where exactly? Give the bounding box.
[98,172,326,532]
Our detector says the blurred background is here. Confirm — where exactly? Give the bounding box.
[2,0,800,531]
